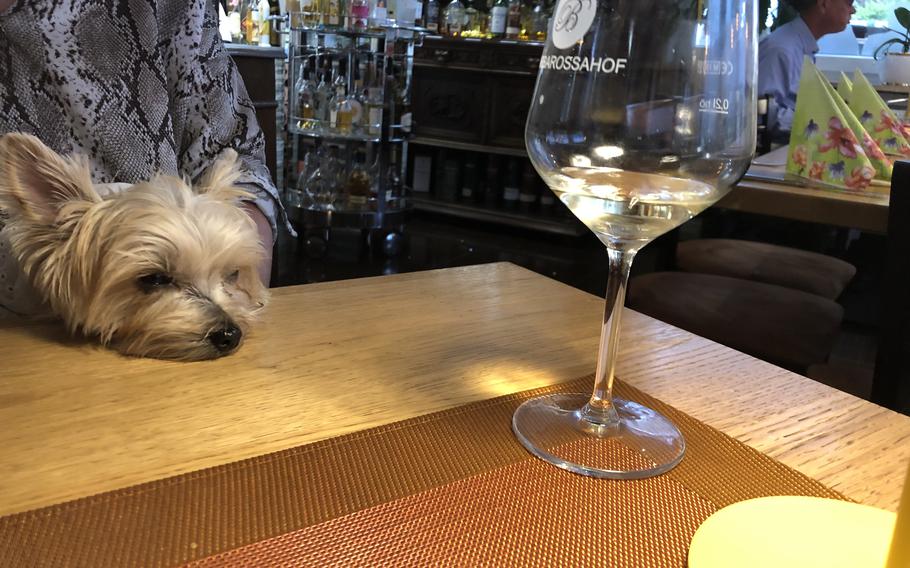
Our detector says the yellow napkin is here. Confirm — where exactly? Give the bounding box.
[787,58,877,191]
[850,69,910,158]
[837,71,852,103]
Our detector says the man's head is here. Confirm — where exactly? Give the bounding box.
[790,0,856,38]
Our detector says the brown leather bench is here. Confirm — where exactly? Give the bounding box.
[628,272,844,372]
[675,239,856,300]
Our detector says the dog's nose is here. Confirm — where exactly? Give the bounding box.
[208,325,242,353]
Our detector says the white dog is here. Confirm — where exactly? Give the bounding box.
[0,133,268,360]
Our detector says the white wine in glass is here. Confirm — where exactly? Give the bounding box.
[513,0,757,479]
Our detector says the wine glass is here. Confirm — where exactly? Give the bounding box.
[513,0,757,478]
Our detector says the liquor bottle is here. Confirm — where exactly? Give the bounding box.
[240,0,260,44]
[349,62,366,132]
[537,175,554,213]
[502,158,520,209]
[529,0,547,41]
[224,0,241,41]
[301,148,334,211]
[424,0,439,32]
[349,0,370,29]
[488,0,506,37]
[345,151,371,209]
[372,0,388,24]
[268,0,281,45]
[444,0,465,37]
[518,161,538,212]
[463,0,482,36]
[395,0,419,25]
[437,152,461,202]
[321,0,341,27]
[483,155,501,207]
[366,62,384,137]
[414,0,425,27]
[411,154,433,194]
[461,155,479,202]
[385,146,403,206]
[328,63,352,132]
[258,0,271,46]
[504,0,520,39]
[314,67,333,127]
[294,63,317,129]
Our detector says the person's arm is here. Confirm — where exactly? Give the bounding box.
[170,1,295,286]
[241,202,274,286]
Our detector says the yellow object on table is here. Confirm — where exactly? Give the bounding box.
[886,458,910,568]
[690,456,910,568]
[688,496,896,568]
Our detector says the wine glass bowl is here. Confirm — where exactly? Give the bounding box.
[513,0,757,478]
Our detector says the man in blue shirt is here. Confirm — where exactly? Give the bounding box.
[759,0,856,139]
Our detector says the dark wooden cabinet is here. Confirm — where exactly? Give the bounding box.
[227,45,285,185]
[410,38,586,237]
[413,37,541,150]
[412,67,489,144]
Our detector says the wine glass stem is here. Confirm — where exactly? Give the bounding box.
[582,247,634,428]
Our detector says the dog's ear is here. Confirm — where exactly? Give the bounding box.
[198,149,252,203]
[0,133,99,225]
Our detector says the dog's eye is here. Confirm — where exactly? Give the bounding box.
[138,272,174,291]
[225,269,240,284]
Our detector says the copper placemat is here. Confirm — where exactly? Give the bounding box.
[0,377,845,567]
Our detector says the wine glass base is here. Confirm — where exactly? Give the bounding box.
[512,393,685,479]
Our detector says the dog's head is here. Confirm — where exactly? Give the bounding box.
[0,133,268,360]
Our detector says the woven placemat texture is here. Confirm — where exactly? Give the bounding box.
[0,377,845,567]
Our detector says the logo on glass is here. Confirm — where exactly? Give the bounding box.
[551,0,597,50]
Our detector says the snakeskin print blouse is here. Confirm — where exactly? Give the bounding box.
[0,0,289,315]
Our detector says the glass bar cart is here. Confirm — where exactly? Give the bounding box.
[283,13,426,256]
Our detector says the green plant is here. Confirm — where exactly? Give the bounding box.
[854,0,892,22]
[874,7,910,59]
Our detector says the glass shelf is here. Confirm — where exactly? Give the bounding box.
[289,121,409,143]
[288,14,429,38]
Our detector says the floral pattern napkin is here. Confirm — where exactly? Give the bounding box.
[818,67,892,181]
[837,71,852,103]
[787,58,878,191]
[850,69,910,159]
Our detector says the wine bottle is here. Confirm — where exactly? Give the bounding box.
[519,161,538,212]
[502,158,520,209]
[484,155,501,207]
[529,0,547,41]
[461,155,479,202]
[504,0,520,39]
[349,0,370,29]
[295,62,317,129]
[488,0,506,37]
[424,0,439,32]
[444,0,465,37]
[268,0,281,45]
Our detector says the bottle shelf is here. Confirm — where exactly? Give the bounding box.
[288,203,410,230]
[411,195,586,237]
[284,23,425,242]
[289,121,410,143]
[288,14,429,38]
[410,136,527,157]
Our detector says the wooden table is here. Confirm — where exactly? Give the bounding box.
[720,163,890,233]
[1,263,908,519]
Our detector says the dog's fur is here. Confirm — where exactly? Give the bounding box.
[0,133,268,360]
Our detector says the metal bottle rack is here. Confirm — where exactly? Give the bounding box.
[283,15,426,256]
